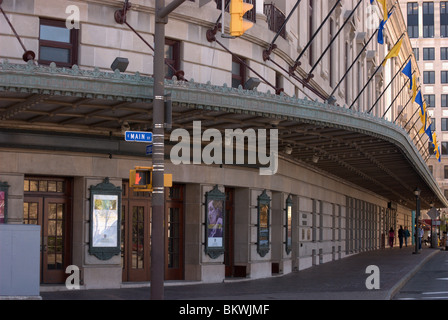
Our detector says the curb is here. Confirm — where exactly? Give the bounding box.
[385,249,440,300]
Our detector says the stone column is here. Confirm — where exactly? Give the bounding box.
[82,177,122,290]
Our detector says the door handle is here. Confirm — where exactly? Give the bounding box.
[43,236,48,252]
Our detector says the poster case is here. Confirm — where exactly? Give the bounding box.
[204,185,226,259]
[285,195,293,255]
[257,190,271,257]
[89,178,122,260]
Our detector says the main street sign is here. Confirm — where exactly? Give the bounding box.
[125,131,153,143]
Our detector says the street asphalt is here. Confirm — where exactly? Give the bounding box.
[39,245,443,301]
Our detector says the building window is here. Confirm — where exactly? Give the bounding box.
[344,42,349,104]
[329,18,335,88]
[423,47,435,60]
[441,2,448,37]
[442,47,448,60]
[39,18,78,67]
[430,121,436,132]
[442,94,448,108]
[425,94,436,108]
[407,3,419,38]
[444,166,448,179]
[413,48,419,60]
[164,39,180,80]
[232,56,246,89]
[442,71,448,84]
[445,189,448,199]
[442,142,448,155]
[423,2,434,38]
[424,71,435,84]
[442,118,448,131]
[429,141,435,154]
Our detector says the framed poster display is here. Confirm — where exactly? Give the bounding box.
[89,178,122,260]
[204,185,226,259]
[0,181,9,224]
[285,195,293,254]
[257,190,271,257]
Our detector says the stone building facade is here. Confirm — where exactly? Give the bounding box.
[0,0,445,290]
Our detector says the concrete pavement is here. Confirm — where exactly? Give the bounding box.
[40,246,442,301]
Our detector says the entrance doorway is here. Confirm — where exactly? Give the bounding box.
[121,182,184,282]
[224,187,235,277]
[121,182,151,282]
[23,177,72,284]
[165,184,184,280]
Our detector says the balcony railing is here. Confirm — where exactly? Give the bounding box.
[264,3,286,39]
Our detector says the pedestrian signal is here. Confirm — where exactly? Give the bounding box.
[130,167,153,192]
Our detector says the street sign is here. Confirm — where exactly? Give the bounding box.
[427,207,439,220]
[125,131,153,143]
[146,144,153,155]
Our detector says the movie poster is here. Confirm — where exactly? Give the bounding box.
[207,199,223,248]
[92,194,118,247]
[259,203,269,246]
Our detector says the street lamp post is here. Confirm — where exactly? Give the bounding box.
[413,187,421,254]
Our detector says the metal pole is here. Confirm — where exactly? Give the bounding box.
[152,0,186,300]
[269,0,302,47]
[349,33,405,110]
[158,0,186,19]
[381,71,414,118]
[152,0,167,300]
[393,85,420,123]
[407,113,420,134]
[0,6,35,61]
[294,0,339,65]
[418,135,429,153]
[368,55,411,114]
[328,29,378,99]
[414,192,420,254]
[306,0,361,80]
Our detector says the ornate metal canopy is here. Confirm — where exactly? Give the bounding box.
[0,60,445,209]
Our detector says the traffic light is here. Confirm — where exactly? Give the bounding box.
[230,0,253,37]
[130,167,153,192]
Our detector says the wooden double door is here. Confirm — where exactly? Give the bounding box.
[224,187,235,277]
[121,183,184,282]
[23,177,72,284]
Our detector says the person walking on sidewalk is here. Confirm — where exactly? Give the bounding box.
[398,226,404,248]
[404,226,410,247]
[418,225,424,250]
[389,227,395,248]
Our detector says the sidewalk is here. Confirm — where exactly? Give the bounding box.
[40,246,440,300]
